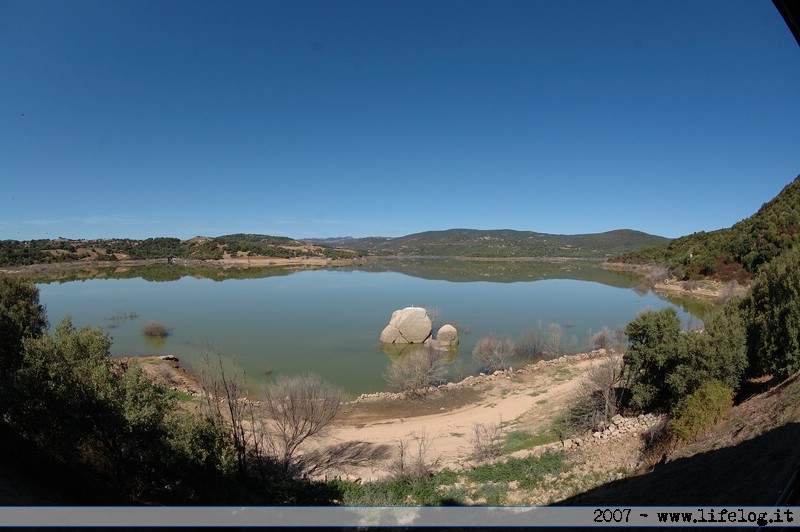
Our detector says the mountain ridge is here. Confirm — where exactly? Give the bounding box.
[0,229,669,266]
[304,228,669,259]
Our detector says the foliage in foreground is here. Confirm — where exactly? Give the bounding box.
[5,313,236,502]
[667,380,734,442]
[623,306,747,411]
[0,274,353,504]
[742,247,800,378]
[334,451,569,506]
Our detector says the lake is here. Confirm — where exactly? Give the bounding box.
[35,260,702,397]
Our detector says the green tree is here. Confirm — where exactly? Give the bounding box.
[0,275,47,375]
[744,248,800,378]
[14,317,179,492]
[623,308,682,410]
[667,304,748,400]
[624,301,748,412]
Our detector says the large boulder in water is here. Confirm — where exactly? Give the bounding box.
[379,307,432,344]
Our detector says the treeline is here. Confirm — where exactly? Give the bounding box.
[612,175,800,281]
[0,234,361,266]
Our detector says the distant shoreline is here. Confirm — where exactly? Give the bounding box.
[0,254,604,276]
[602,261,748,302]
[3,256,733,302]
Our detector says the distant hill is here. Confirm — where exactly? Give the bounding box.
[0,229,668,267]
[305,229,669,259]
[0,233,360,267]
[612,175,800,281]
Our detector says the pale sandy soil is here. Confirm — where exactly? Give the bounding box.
[297,354,611,481]
[136,355,603,481]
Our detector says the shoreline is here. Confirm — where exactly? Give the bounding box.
[602,261,748,302]
[0,254,604,276]
[3,257,745,303]
[127,349,615,421]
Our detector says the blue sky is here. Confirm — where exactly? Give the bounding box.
[2,0,799,241]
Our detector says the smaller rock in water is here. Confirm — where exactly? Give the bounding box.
[436,324,459,346]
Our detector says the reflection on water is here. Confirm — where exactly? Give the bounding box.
[142,333,168,350]
[36,261,698,396]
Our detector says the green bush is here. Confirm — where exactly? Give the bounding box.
[0,275,47,375]
[743,247,800,378]
[623,308,682,410]
[623,304,748,412]
[668,380,733,442]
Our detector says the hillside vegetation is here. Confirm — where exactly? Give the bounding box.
[1,228,668,268]
[612,175,800,281]
[0,233,360,267]
[307,228,669,259]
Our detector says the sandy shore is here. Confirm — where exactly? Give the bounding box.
[129,351,616,481]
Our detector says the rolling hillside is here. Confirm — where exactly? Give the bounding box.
[307,228,669,259]
[612,175,800,281]
[0,233,360,267]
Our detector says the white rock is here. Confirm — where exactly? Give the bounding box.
[436,324,459,346]
[379,307,432,344]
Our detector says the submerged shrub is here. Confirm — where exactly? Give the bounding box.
[142,320,169,338]
[384,345,448,395]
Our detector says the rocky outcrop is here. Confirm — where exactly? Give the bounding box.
[379,307,432,344]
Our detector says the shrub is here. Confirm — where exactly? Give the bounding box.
[514,322,544,359]
[142,320,169,338]
[0,274,47,375]
[12,317,184,496]
[470,421,503,461]
[565,351,624,432]
[384,345,448,396]
[623,304,747,412]
[545,323,564,358]
[668,380,733,442]
[390,428,437,480]
[743,247,800,378]
[623,308,682,410]
[589,327,613,351]
[472,333,514,371]
[667,304,747,399]
[260,372,347,476]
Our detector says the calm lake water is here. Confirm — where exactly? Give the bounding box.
[35,261,700,397]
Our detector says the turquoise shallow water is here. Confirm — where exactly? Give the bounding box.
[36,265,694,396]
